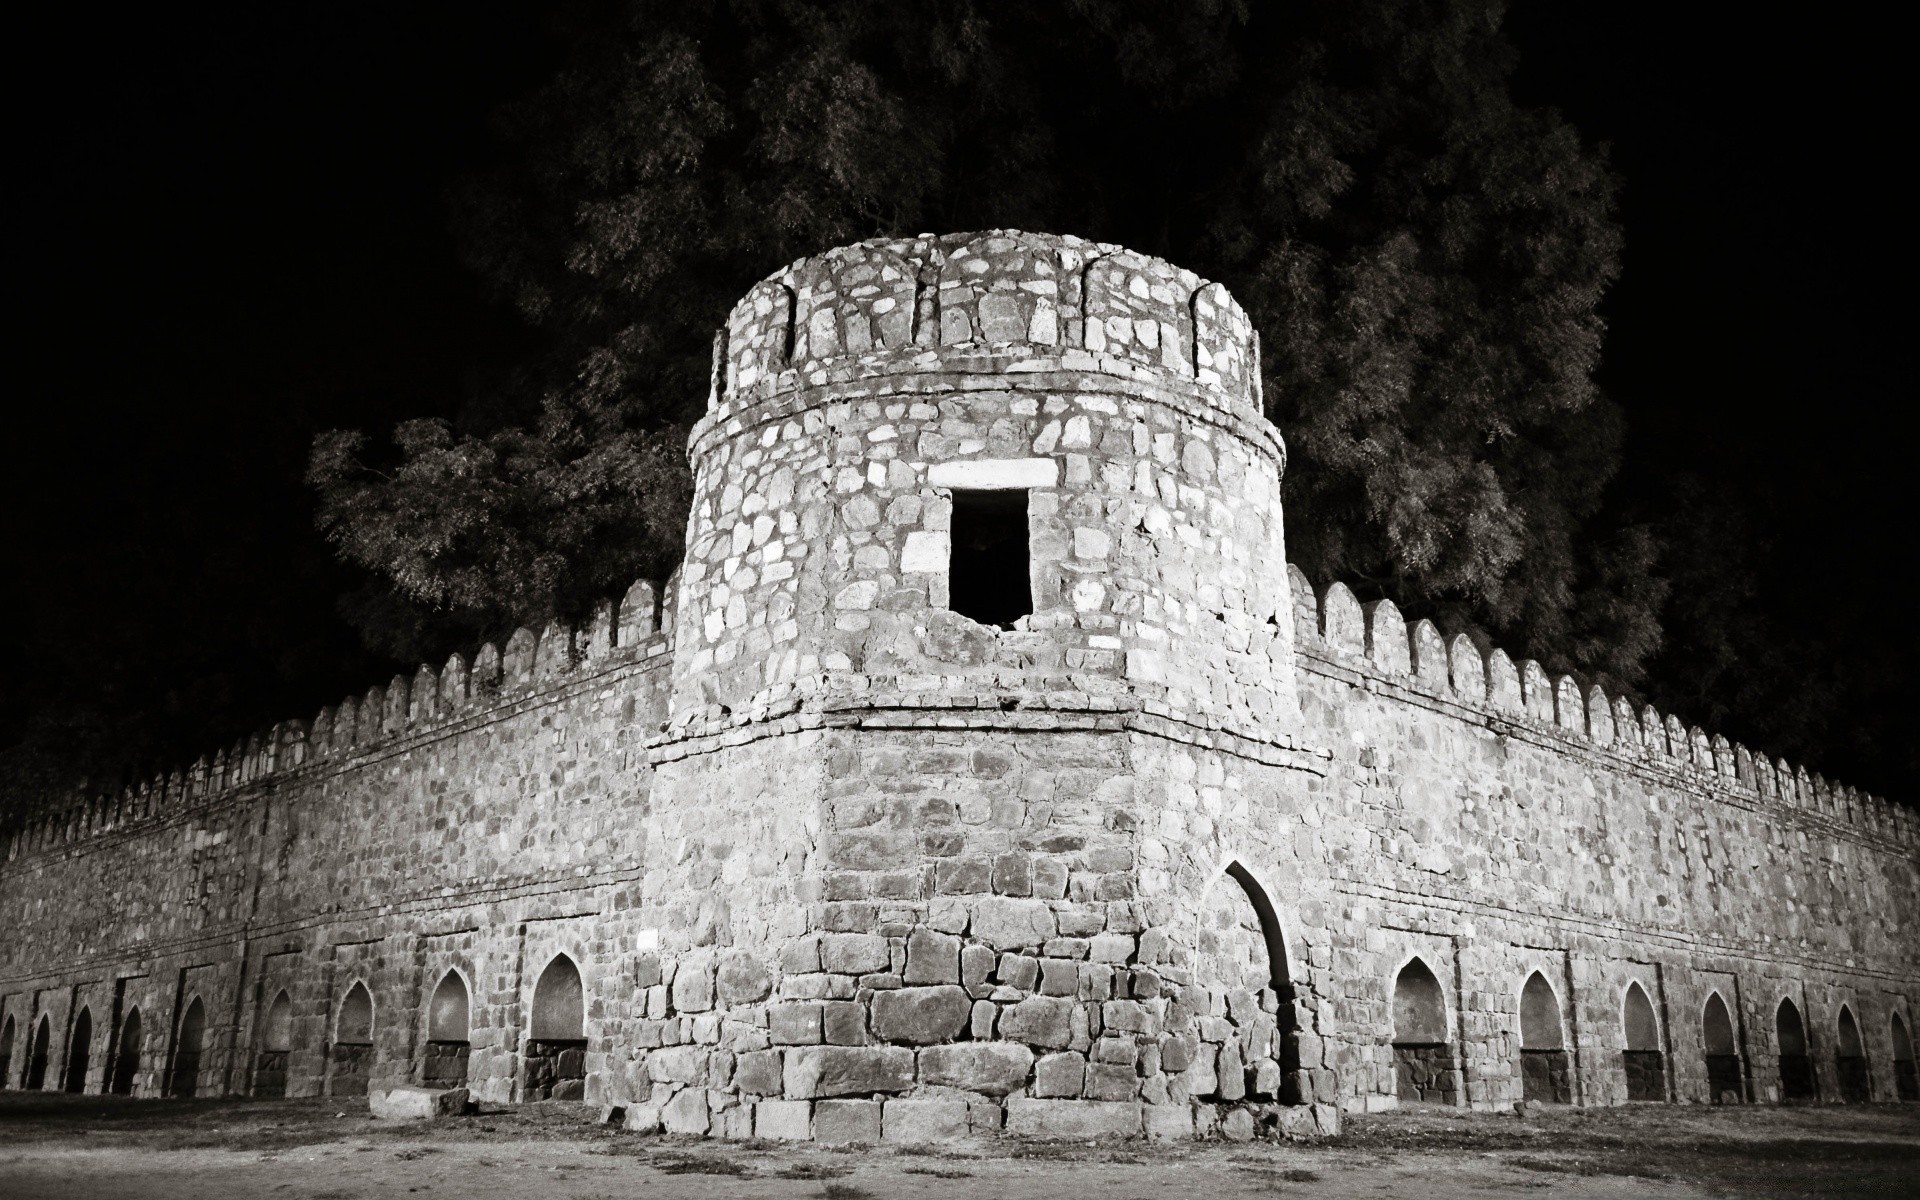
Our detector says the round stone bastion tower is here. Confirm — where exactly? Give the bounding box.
[639,230,1337,1142]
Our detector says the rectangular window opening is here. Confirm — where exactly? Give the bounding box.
[948,488,1032,630]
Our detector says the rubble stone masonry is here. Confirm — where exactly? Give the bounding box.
[3,233,1915,1140]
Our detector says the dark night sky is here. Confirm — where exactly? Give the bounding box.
[3,4,1911,795]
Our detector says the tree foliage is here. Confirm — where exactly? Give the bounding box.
[314,0,1655,687]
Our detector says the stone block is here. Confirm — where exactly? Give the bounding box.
[883,1098,972,1143]
[821,933,892,974]
[870,986,971,1044]
[1000,996,1074,1049]
[783,1046,917,1098]
[1034,1051,1086,1098]
[823,1000,867,1045]
[716,951,773,1005]
[1142,1103,1194,1140]
[918,1042,1034,1096]
[1087,1062,1139,1100]
[662,1087,709,1134]
[1005,1098,1141,1139]
[368,1086,468,1120]
[962,944,997,997]
[755,1099,812,1140]
[771,1002,824,1045]
[813,1098,883,1143]
[623,1104,663,1134]
[735,1049,783,1096]
[971,897,1057,948]
[902,928,961,984]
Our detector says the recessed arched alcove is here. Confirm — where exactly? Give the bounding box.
[1892,1012,1918,1102]
[328,983,375,1098]
[0,1014,15,1089]
[109,1008,141,1095]
[25,1015,51,1090]
[524,954,587,1101]
[1518,973,1571,1103]
[254,991,292,1098]
[424,971,472,1087]
[1390,957,1458,1105]
[63,1006,92,1093]
[1777,997,1816,1101]
[167,998,205,1098]
[1702,992,1743,1103]
[1621,982,1666,1101]
[1191,862,1301,1106]
[1835,1005,1871,1103]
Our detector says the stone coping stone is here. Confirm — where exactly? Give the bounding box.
[368,1086,470,1120]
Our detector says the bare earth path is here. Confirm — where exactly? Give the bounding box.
[2,1094,1915,1200]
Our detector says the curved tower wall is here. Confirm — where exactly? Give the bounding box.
[669,231,1297,736]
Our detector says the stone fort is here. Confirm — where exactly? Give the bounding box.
[3,232,1915,1141]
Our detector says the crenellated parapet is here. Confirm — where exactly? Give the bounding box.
[713,231,1261,422]
[1,573,683,864]
[1287,564,1914,849]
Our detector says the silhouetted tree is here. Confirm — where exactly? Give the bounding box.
[312,0,1652,687]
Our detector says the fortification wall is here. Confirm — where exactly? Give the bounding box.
[1285,571,1918,1109]
[1,231,1914,1137]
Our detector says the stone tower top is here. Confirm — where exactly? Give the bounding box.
[674,231,1299,747]
[710,231,1262,422]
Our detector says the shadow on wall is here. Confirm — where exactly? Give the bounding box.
[110,1008,141,1095]
[328,984,374,1098]
[425,971,472,1088]
[63,1006,92,1093]
[1777,998,1816,1102]
[167,998,204,1098]
[254,992,291,1098]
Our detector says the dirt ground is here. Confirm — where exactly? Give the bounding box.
[1,1092,1915,1200]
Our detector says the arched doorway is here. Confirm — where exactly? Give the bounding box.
[329,983,375,1098]
[1391,957,1457,1105]
[1702,992,1743,1103]
[1835,1006,1870,1102]
[110,1009,141,1095]
[255,992,292,1098]
[0,1015,14,1089]
[168,998,205,1097]
[1622,982,1666,1101]
[1892,1013,1918,1102]
[63,1007,93,1093]
[1191,863,1298,1104]
[525,955,587,1101]
[26,1016,52,1090]
[425,971,472,1087]
[1776,998,1816,1100]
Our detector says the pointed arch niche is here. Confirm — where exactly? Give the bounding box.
[1835,1005,1871,1102]
[1621,981,1667,1101]
[63,1006,93,1093]
[1518,973,1572,1104]
[1776,997,1816,1101]
[1891,1012,1918,1102]
[424,971,472,1087]
[109,1008,141,1095]
[1391,957,1459,1105]
[1191,862,1302,1106]
[254,991,292,1098]
[167,998,205,1097]
[328,982,375,1099]
[1702,992,1744,1103]
[0,1014,15,1089]
[524,954,587,1101]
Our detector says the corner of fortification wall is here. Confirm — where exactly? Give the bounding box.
[1285,563,1912,848]
[2,570,687,865]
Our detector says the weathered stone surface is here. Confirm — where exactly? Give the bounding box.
[369,1086,468,1120]
[782,1047,916,1099]
[918,1042,1035,1096]
[754,1099,812,1140]
[813,1098,883,1143]
[1000,996,1074,1049]
[662,1087,709,1134]
[623,1105,663,1134]
[883,1098,972,1142]
[870,986,972,1045]
[1005,1099,1142,1139]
